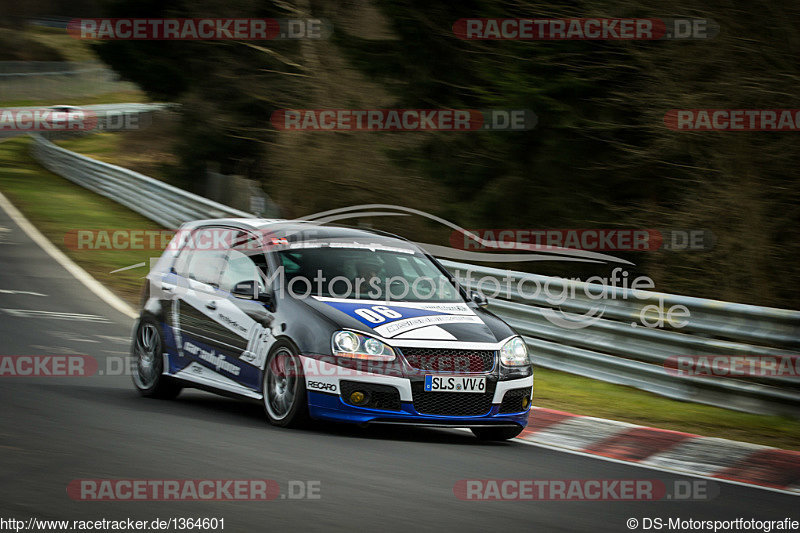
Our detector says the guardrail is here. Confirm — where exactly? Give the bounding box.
[440,261,800,418]
[0,62,140,101]
[30,132,251,228]
[28,133,800,418]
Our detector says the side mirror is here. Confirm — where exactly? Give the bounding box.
[470,291,488,308]
[232,280,257,299]
[232,280,272,305]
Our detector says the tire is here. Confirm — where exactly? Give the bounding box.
[471,426,524,441]
[262,340,309,428]
[131,318,182,399]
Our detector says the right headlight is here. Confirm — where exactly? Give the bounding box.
[332,331,396,361]
[500,336,529,366]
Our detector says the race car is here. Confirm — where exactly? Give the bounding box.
[131,219,533,440]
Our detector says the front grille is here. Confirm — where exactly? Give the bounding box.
[399,348,496,373]
[340,380,402,411]
[499,387,531,414]
[411,381,497,416]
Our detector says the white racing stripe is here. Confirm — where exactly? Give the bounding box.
[0,191,137,319]
[94,335,130,344]
[1,308,110,322]
[174,362,261,399]
[314,297,475,315]
[29,344,80,355]
[51,331,101,343]
[375,314,483,338]
[394,325,457,340]
[0,289,46,296]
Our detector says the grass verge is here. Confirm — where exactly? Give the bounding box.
[0,134,798,450]
[534,368,799,450]
[55,132,122,163]
[0,136,162,304]
[0,91,148,109]
[0,26,145,108]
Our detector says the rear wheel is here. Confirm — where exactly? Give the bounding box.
[471,426,524,441]
[131,318,182,399]
[262,341,309,428]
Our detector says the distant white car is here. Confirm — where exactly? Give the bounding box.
[48,105,84,114]
[46,105,95,131]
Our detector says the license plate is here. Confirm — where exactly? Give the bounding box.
[424,375,486,393]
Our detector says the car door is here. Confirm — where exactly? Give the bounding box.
[172,226,236,376]
[212,231,275,391]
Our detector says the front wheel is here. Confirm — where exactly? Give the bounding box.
[471,426,524,441]
[262,341,309,428]
[131,318,182,399]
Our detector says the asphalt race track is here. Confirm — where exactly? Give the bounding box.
[0,203,797,532]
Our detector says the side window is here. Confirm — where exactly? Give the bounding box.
[172,246,193,277]
[186,250,227,286]
[219,233,268,293]
[220,250,266,293]
[173,227,232,287]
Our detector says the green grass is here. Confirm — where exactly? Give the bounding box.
[0,25,146,108]
[56,132,121,161]
[534,367,800,450]
[0,91,148,109]
[0,134,798,450]
[23,25,96,62]
[0,136,163,303]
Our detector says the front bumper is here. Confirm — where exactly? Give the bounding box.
[301,356,533,428]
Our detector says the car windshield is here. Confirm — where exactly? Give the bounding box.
[276,242,462,302]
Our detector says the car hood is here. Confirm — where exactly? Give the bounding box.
[301,296,516,344]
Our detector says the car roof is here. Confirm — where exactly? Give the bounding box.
[185,218,411,244]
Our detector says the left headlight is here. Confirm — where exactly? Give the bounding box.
[500,336,529,366]
[332,331,396,361]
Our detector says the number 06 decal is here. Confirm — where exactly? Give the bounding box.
[353,305,403,324]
